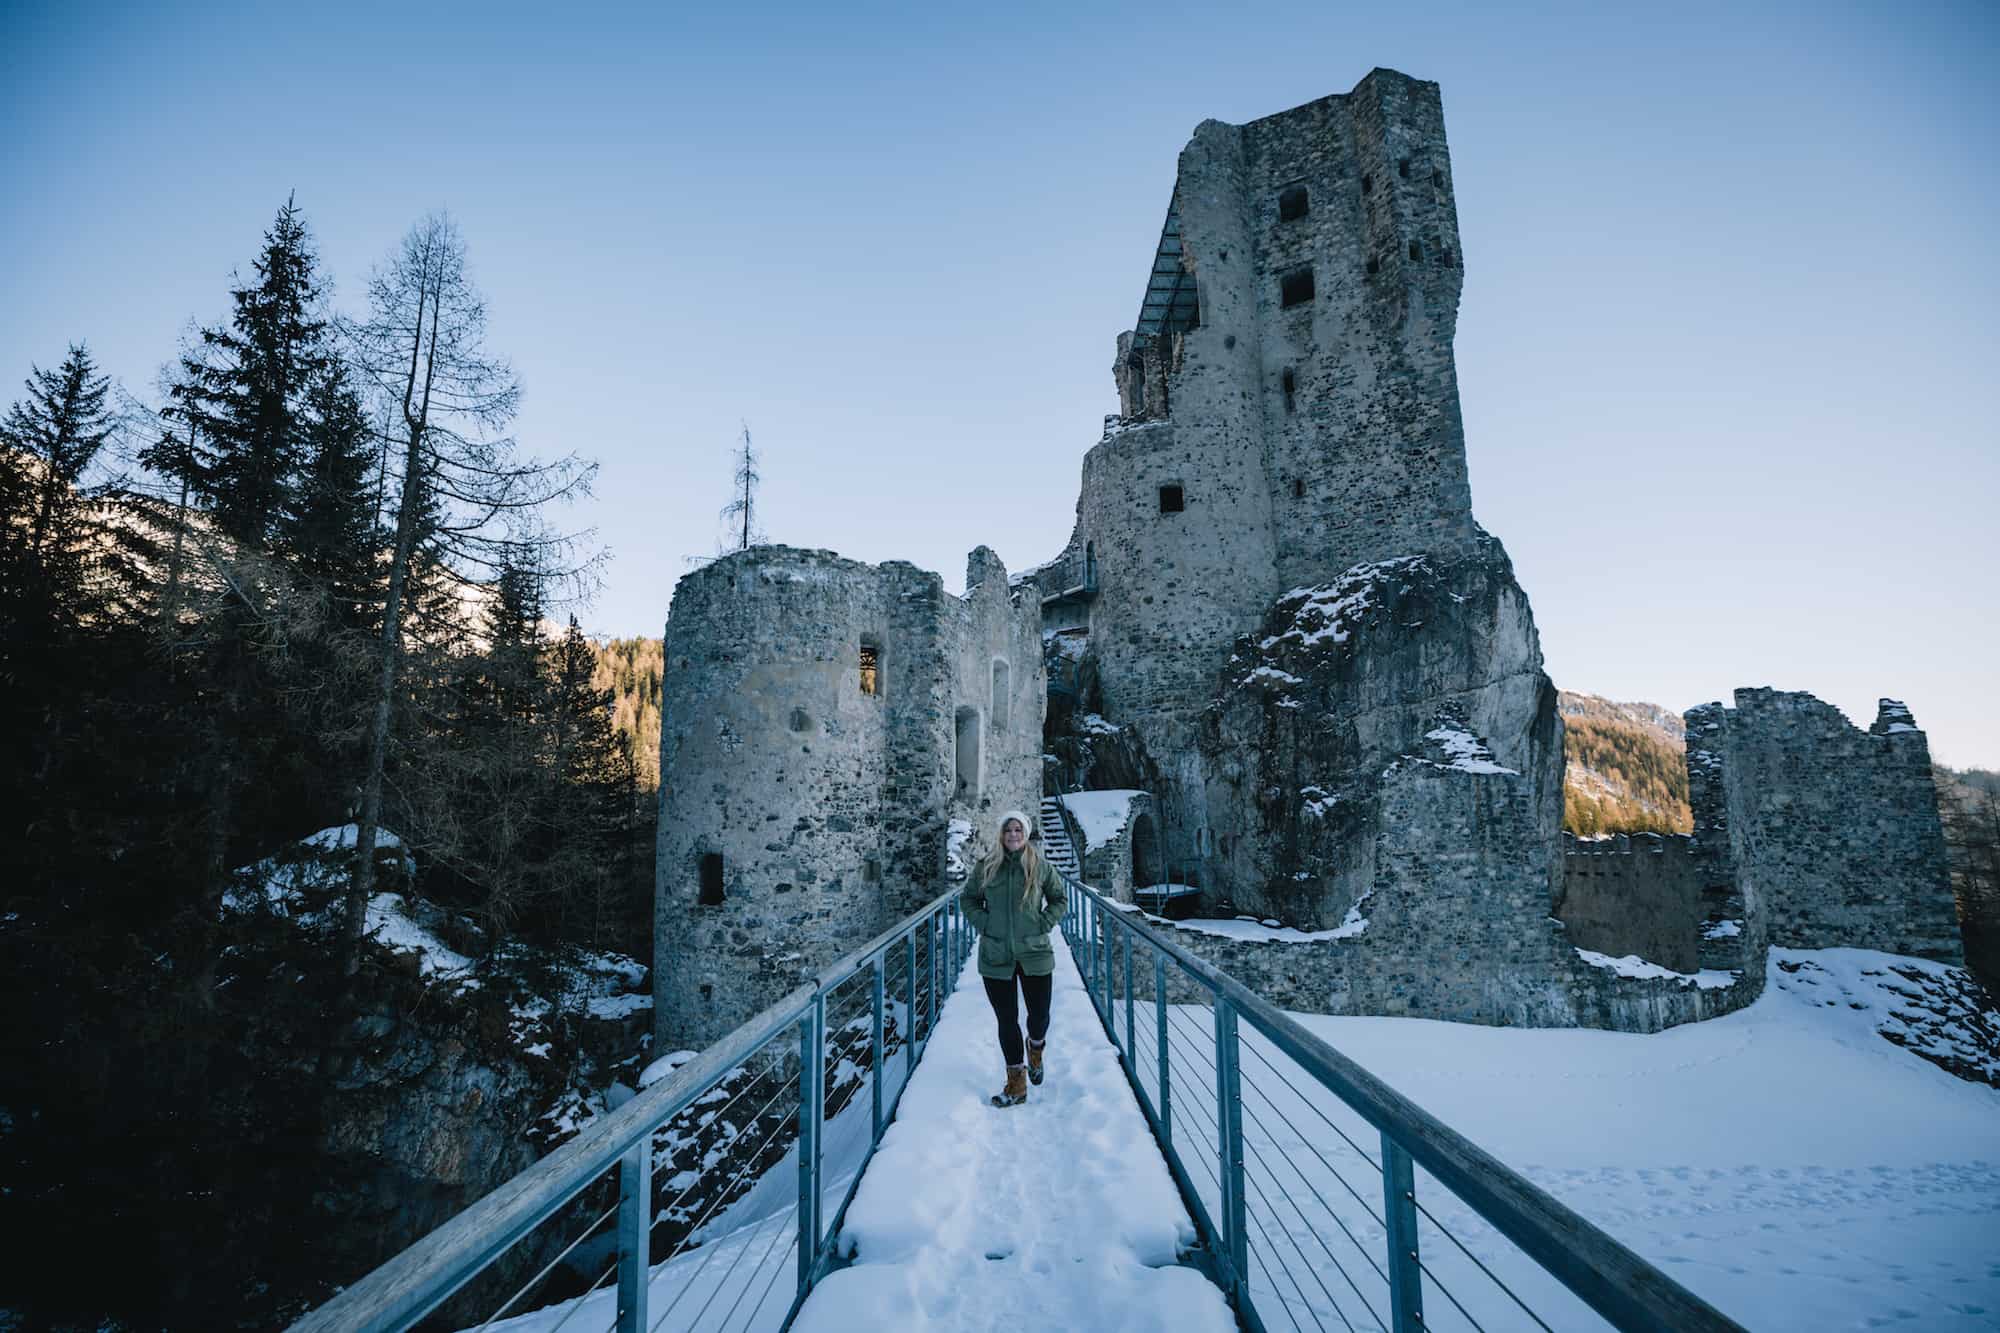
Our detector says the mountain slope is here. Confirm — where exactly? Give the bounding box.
[1559,690,1691,835]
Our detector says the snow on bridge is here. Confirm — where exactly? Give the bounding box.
[791,943,1233,1330]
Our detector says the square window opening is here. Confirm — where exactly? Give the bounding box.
[1158,484,1185,514]
[1278,185,1309,222]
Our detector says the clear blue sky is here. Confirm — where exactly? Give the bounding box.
[5,1,1995,766]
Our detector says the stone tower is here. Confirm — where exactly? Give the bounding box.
[1039,68,1559,939]
[654,545,1042,1046]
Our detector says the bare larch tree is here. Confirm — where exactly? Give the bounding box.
[339,212,596,982]
[719,421,765,552]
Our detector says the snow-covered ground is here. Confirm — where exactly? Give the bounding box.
[486,945,1229,1333]
[1155,947,1999,1331]
[795,943,1233,1331]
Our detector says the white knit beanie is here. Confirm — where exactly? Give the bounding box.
[998,810,1035,839]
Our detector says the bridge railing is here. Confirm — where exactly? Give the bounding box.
[291,888,976,1333]
[1060,876,1747,1333]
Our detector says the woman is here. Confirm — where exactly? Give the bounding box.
[959,810,1067,1107]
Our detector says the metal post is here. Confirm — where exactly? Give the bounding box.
[615,1137,649,1333]
[870,956,885,1143]
[796,1003,823,1291]
[1383,1134,1425,1331]
[904,932,917,1080]
[1216,999,1247,1300]
[1123,918,1135,1063]
[1156,950,1171,1144]
[1104,908,1120,1020]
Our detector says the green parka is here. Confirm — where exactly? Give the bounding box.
[960,848,1067,980]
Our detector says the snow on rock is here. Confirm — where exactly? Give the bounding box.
[1262,555,1429,652]
[225,823,415,914]
[1421,721,1520,775]
[793,945,1233,1332]
[1044,628,1090,661]
[1702,918,1743,940]
[363,894,475,982]
[1770,947,2000,1087]
[1299,785,1339,819]
[1057,789,1145,853]
[1076,711,1122,736]
[1574,947,1737,990]
[639,1050,700,1089]
[945,818,975,881]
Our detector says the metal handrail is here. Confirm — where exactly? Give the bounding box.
[290,886,976,1333]
[1058,872,1747,1333]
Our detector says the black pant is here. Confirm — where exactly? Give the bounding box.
[982,966,1053,1067]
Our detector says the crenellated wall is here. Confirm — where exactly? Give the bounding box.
[1556,833,1702,973]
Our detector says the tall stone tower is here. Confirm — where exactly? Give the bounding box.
[1040,68,1565,975]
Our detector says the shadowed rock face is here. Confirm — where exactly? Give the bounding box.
[1198,528,1561,931]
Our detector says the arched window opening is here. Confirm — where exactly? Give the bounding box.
[990,659,1011,732]
[954,706,981,800]
[698,852,725,905]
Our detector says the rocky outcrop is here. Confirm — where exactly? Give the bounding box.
[1197,529,1561,932]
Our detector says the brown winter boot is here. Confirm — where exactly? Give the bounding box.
[990,1064,1029,1108]
[1026,1038,1046,1086]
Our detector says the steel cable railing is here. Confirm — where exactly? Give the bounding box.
[1060,875,1747,1333]
[288,891,975,1333]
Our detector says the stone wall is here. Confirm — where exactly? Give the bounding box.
[1101,751,1754,1033]
[655,545,1041,1046]
[1694,690,1958,963]
[1556,833,1701,973]
[1064,789,1154,903]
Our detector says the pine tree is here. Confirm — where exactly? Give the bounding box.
[178,197,328,551]
[284,358,381,631]
[0,343,120,626]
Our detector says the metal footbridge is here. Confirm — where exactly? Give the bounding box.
[291,874,1745,1333]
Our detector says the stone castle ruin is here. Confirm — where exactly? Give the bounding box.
[654,69,1962,1046]
[655,546,1041,1045]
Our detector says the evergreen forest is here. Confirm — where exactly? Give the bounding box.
[0,200,655,1328]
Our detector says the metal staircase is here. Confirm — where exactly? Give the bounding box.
[1037,795,1079,876]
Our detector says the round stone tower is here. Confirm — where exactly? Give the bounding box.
[655,544,1044,1048]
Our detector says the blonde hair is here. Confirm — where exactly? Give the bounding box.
[976,817,1042,909]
